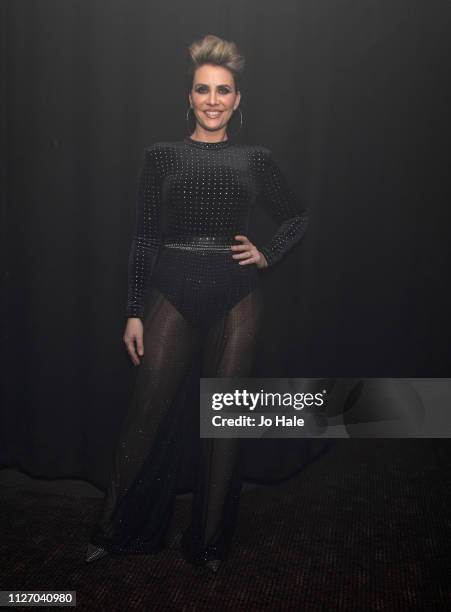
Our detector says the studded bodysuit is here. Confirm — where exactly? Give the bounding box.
[89,135,309,565]
[125,136,309,331]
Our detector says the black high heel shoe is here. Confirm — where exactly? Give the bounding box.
[181,532,223,574]
[85,542,109,563]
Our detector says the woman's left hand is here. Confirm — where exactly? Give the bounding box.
[231,235,268,269]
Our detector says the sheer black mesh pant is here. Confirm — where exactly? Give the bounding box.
[90,284,263,563]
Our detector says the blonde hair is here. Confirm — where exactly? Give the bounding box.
[186,34,245,93]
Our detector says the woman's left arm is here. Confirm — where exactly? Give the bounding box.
[257,148,309,267]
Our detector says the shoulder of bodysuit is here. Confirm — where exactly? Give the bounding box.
[142,142,176,167]
[246,144,271,160]
[144,142,172,155]
[244,145,272,172]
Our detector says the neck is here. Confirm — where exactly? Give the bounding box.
[189,128,228,143]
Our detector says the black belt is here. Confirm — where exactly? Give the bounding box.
[163,235,235,251]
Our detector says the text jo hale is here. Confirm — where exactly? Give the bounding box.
[211,414,305,427]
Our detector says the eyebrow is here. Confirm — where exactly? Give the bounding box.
[194,83,232,88]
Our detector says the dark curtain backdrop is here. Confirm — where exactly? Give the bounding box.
[2,1,450,490]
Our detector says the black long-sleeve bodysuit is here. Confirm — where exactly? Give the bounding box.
[89,136,308,565]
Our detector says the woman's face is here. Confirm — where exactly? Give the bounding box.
[189,64,241,136]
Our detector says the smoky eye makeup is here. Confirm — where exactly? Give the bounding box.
[195,85,232,94]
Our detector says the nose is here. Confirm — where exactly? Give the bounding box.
[207,90,218,105]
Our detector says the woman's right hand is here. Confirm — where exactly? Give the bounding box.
[123,317,144,366]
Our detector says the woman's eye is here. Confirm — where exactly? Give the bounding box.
[195,86,231,94]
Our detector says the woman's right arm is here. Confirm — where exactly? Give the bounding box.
[124,146,162,365]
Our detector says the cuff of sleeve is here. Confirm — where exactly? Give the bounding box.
[126,306,144,321]
[258,246,276,268]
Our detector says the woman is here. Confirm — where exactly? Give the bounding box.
[86,34,308,574]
